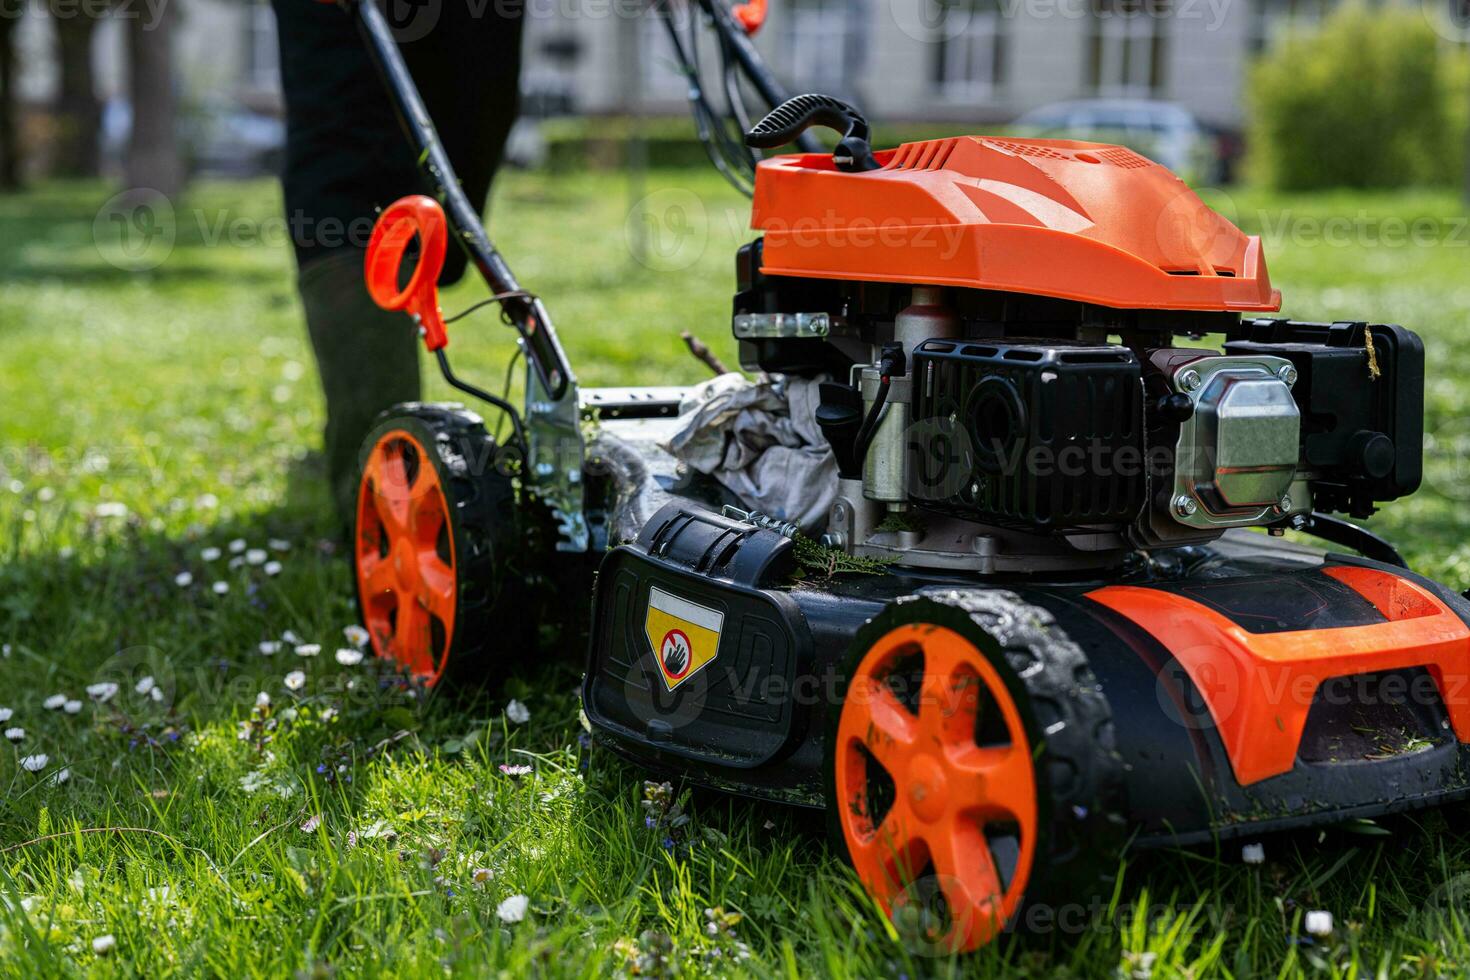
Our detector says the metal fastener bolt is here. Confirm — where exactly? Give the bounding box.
[1173,494,1198,517]
[1277,364,1298,387]
[1179,369,1202,392]
[1278,493,1293,513]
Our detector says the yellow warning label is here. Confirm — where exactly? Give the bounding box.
[644,586,724,691]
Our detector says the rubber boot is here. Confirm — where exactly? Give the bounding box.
[298,248,421,531]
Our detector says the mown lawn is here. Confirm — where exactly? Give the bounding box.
[4,169,1470,978]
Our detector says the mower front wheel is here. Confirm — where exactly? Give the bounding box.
[827,591,1127,952]
[353,404,536,689]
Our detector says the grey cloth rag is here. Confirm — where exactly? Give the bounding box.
[661,373,838,532]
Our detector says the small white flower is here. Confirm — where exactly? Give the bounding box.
[52,767,71,785]
[334,648,364,666]
[37,486,55,502]
[94,502,129,519]
[64,700,82,715]
[295,644,321,658]
[228,538,247,554]
[1,644,9,657]
[150,686,164,703]
[174,571,193,588]
[263,560,283,577]
[5,727,23,742]
[300,814,322,834]
[269,538,292,552]
[282,630,302,645]
[1241,842,1265,865]
[201,546,222,562]
[255,691,272,708]
[499,764,532,777]
[284,671,306,692]
[86,681,118,703]
[505,700,531,725]
[135,676,156,696]
[343,624,370,648]
[43,694,66,711]
[496,894,529,924]
[245,549,268,566]
[91,934,116,956]
[212,581,230,595]
[472,867,494,885]
[1304,910,1333,937]
[0,708,11,723]
[196,493,219,510]
[259,641,282,655]
[21,754,47,772]
[228,556,245,570]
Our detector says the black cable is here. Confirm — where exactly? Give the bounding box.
[656,0,755,197]
[852,375,891,466]
[435,349,528,459]
[443,289,537,325]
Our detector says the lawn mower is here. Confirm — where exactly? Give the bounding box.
[339,0,1464,951]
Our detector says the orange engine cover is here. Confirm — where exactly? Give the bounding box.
[750,137,1281,313]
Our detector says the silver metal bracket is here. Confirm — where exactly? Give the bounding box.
[523,345,588,553]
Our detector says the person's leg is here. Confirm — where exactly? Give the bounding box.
[271,0,524,530]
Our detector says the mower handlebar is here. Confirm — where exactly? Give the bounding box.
[365,195,450,352]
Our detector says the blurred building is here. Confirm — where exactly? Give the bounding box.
[6,0,1367,146]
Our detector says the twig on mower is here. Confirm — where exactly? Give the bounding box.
[681,331,730,376]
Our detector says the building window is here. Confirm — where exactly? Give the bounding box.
[1249,0,1333,52]
[933,0,1007,98]
[780,0,868,97]
[1088,0,1169,97]
[245,0,279,92]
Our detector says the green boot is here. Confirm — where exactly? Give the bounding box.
[299,248,422,530]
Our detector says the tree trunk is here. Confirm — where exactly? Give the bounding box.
[124,0,181,199]
[49,0,104,177]
[0,3,22,190]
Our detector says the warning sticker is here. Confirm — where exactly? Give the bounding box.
[644,586,724,691]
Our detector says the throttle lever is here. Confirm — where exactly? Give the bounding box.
[364,195,450,351]
[745,94,881,173]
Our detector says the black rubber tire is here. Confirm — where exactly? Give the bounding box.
[824,588,1128,945]
[353,403,548,691]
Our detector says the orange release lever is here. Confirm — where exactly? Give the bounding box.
[732,0,767,34]
[365,195,450,351]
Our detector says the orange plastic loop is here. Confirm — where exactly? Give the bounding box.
[732,0,767,34]
[365,195,450,351]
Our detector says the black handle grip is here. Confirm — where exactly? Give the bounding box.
[745,94,881,173]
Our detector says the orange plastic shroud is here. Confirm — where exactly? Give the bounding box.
[1088,566,1470,786]
[750,137,1282,313]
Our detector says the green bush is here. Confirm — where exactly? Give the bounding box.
[1248,5,1466,190]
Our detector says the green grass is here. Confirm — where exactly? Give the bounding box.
[5,171,1470,977]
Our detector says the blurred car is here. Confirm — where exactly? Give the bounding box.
[1010,99,1235,185]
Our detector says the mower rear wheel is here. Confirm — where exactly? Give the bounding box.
[353,405,533,689]
[827,591,1126,952]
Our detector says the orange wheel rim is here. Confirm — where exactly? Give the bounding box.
[355,430,457,684]
[835,623,1037,952]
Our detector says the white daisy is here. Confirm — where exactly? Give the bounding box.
[64,700,82,715]
[343,624,370,648]
[228,556,245,570]
[259,641,282,655]
[228,538,247,554]
[245,549,268,566]
[201,546,222,562]
[255,691,271,708]
[52,767,71,785]
[150,686,164,703]
[295,644,321,658]
[282,630,302,645]
[0,708,11,723]
[1304,910,1333,936]
[1241,842,1264,865]
[472,868,494,885]
[263,561,283,577]
[43,694,66,711]
[505,700,531,725]
[496,894,529,924]
[86,682,118,703]
[212,581,230,595]
[334,648,364,666]
[284,671,306,692]
[269,539,292,552]
[94,503,128,519]
[21,754,47,772]
[135,676,156,696]
[5,727,23,742]
[300,814,322,834]
[91,934,116,956]
[174,571,194,588]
